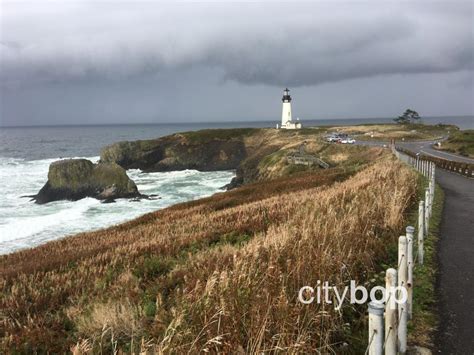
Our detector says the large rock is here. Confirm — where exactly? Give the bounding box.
[34,159,141,204]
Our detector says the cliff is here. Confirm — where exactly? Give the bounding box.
[100,128,284,187]
[35,127,384,204]
[100,127,382,188]
[100,128,256,172]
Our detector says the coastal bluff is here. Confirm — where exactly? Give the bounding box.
[100,128,278,187]
[99,127,381,188]
[34,127,389,204]
[34,159,141,204]
[34,128,304,204]
[99,129,253,172]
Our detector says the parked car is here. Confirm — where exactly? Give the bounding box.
[341,138,355,144]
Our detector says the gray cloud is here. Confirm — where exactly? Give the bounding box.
[1,1,473,88]
[0,1,473,126]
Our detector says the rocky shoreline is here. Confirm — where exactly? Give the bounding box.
[34,128,270,203]
[32,127,341,204]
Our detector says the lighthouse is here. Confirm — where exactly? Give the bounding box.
[279,88,302,129]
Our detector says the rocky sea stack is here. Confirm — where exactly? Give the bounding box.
[34,159,141,204]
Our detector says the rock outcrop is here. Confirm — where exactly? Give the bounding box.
[100,129,255,172]
[99,128,314,189]
[34,159,141,204]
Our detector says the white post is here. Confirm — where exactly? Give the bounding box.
[424,188,430,235]
[430,170,435,197]
[428,181,433,218]
[406,226,415,320]
[430,184,434,217]
[385,268,398,355]
[418,201,425,265]
[368,301,384,355]
[398,297,408,354]
[398,236,408,354]
[430,183,434,205]
[398,236,408,289]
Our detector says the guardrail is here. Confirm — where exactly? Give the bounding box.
[395,146,474,178]
[366,149,435,355]
[287,154,330,169]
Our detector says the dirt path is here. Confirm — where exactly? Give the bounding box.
[434,169,474,354]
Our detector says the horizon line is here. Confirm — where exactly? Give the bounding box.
[0,114,472,129]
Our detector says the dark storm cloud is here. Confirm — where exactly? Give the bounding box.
[1,1,472,88]
[0,1,473,126]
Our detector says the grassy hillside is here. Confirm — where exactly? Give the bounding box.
[436,129,474,158]
[100,127,392,188]
[1,153,418,353]
[332,123,456,141]
[99,124,453,189]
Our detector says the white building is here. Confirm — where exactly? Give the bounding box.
[278,88,302,130]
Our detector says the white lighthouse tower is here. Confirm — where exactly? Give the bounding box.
[279,88,301,129]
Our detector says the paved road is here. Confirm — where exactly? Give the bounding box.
[356,139,474,164]
[398,140,474,164]
[434,168,474,354]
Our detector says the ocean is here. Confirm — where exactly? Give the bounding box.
[0,116,472,254]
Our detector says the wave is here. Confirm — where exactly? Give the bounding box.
[0,156,235,254]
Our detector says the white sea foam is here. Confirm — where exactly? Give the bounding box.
[0,157,235,254]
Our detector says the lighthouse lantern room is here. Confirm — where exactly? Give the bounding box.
[279,88,302,129]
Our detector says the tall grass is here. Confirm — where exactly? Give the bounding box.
[0,156,417,353]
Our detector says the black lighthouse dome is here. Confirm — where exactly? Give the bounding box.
[282,88,292,102]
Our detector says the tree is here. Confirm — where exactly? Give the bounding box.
[394,109,420,124]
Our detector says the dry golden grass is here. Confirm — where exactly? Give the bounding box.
[329,152,350,163]
[146,158,416,353]
[332,124,397,134]
[0,154,417,353]
[253,139,385,182]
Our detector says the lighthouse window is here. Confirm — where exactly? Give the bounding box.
[288,112,291,117]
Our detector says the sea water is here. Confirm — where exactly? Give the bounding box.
[0,122,245,254]
[0,156,234,254]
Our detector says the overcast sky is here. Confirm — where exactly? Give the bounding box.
[1,1,473,126]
